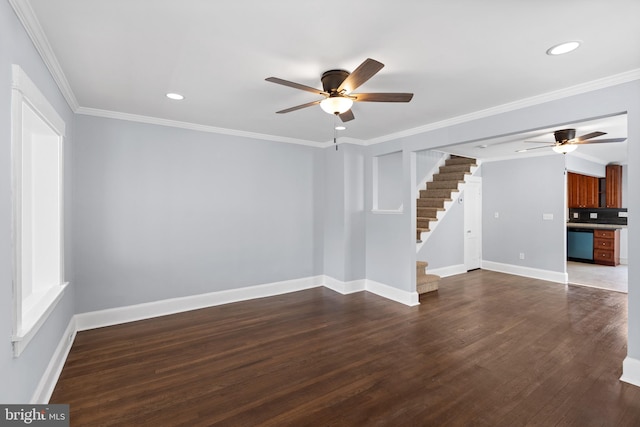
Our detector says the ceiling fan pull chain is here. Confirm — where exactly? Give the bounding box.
[334,113,338,151]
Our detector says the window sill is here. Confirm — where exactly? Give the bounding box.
[12,282,69,357]
[371,208,404,215]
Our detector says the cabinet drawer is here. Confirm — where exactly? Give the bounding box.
[594,249,615,265]
[594,229,615,239]
[594,238,614,249]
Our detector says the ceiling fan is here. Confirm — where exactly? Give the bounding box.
[265,58,413,122]
[520,128,627,154]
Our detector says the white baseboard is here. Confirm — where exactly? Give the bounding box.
[31,316,77,404]
[76,275,324,331]
[481,260,568,284]
[322,275,366,294]
[621,357,640,388]
[428,264,467,278]
[365,279,420,306]
[322,276,419,306]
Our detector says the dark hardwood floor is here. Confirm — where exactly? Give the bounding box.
[51,270,640,426]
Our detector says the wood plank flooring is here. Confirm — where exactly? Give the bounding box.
[51,270,640,426]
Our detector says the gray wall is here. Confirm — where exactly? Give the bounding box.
[0,2,76,403]
[73,116,323,312]
[418,193,464,269]
[482,155,566,272]
[322,144,366,282]
[374,151,403,210]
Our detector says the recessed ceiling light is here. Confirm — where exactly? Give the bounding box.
[335,126,346,130]
[166,93,184,100]
[546,41,581,56]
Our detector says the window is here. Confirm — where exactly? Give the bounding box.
[11,65,67,357]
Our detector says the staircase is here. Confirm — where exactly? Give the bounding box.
[416,261,440,294]
[416,155,478,242]
[415,155,477,295]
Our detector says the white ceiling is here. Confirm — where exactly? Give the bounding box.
[16,0,640,152]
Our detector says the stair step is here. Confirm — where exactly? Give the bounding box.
[417,218,435,228]
[427,180,462,190]
[416,228,430,240]
[417,207,440,217]
[445,156,477,166]
[439,164,474,174]
[433,172,468,181]
[417,198,446,208]
[417,274,440,294]
[419,189,454,199]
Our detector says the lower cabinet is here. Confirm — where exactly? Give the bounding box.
[593,229,620,266]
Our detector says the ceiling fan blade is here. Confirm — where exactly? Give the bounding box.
[337,58,384,94]
[574,131,606,142]
[353,93,414,102]
[570,137,627,145]
[339,109,355,122]
[266,77,327,95]
[276,100,321,114]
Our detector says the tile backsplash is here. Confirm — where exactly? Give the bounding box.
[568,208,628,225]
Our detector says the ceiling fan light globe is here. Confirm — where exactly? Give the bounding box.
[552,144,578,154]
[320,97,353,115]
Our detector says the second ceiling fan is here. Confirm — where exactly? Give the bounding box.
[520,128,627,154]
[266,58,413,122]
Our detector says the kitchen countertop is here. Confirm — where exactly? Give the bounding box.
[567,222,626,230]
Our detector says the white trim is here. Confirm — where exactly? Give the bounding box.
[322,276,366,295]
[621,357,640,388]
[8,0,79,111]
[427,264,468,278]
[481,260,568,284]
[12,284,68,357]
[76,276,324,331]
[76,107,322,147]
[367,69,640,145]
[11,64,68,357]
[371,208,404,215]
[30,316,77,404]
[365,279,420,306]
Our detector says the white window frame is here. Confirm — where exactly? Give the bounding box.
[11,64,68,357]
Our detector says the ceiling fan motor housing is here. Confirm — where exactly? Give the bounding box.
[321,69,350,94]
[554,128,576,143]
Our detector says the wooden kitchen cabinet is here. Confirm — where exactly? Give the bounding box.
[593,229,620,266]
[567,172,599,208]
[605,164,622,208]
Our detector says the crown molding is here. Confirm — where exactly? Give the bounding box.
[367,68,640,145]
[9,0,79,111]
[76,107,324,147]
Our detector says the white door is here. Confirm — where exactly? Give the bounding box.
[464,178,482,271]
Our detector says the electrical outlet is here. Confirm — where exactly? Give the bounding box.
[590,212,598,219]
[573,212,579,219]
[519,253,525,260]
[494,212,499,219]
[543,213,553,221]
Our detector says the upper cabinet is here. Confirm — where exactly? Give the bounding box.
[605,164,622,208]
[568,172,599,208]
[568,164,623,209]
